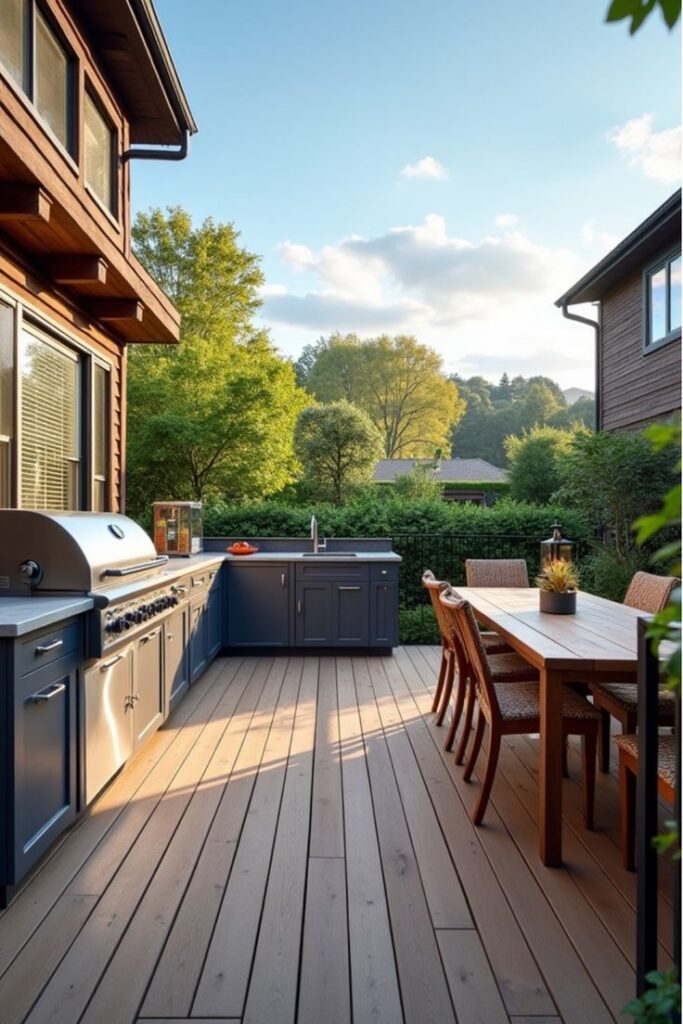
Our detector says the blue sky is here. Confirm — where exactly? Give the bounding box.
[133,0,681,390]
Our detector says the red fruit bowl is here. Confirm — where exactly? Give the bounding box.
[227,542,259,555]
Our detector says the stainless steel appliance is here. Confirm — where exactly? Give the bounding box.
[0,510,190,804]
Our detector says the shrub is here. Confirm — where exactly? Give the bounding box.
[391,463,443,502]
[505,426,580,504]
[579,546,650,602]
[399,606,440,645]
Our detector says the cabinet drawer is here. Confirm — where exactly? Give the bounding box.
[369,563,398,583]
[297,562,369,581]
[17,620,82,677]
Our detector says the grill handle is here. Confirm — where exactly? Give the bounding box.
[101,556,168,578]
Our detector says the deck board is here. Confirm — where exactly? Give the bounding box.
[0,648,666,1024]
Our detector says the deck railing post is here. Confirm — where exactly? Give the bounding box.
[635,615,659,993]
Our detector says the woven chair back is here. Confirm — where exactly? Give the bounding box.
[422,570,454,648]
[439,587,497,723]
[465,559,529,588]
[623,571,679,614]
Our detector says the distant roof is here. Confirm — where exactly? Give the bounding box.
[373,458,507,483]
[555,190,681,307]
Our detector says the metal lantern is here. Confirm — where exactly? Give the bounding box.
[540,522,575,570]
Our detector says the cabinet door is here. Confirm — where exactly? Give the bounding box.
[207,585,223,660]
[227,564,290,646]
[295,581,332,645]
[83,645,134,805]
[135,626,165,747]
[190,599,207,680]
[333,583,369,645]
[370,582,398,646]
[165,606,189,713]
[12,657,78,880]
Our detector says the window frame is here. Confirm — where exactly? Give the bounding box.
[642,246,682,355]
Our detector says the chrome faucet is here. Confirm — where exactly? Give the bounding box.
[310,515,326,554]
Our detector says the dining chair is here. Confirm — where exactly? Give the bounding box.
[422,570,510,728]
[465,559,530,588]
[591,572,679,772]
[615,733,676,870]
[439,587,600,827]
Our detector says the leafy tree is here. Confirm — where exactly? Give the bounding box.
[127,207,308,512]
[306,333,464,457]
[294,336,328,388]
[548,395,597,431]
[505,426,580,504]
[391,462,443,502]
[517,382,563,426]
[294,401,384,504]
[606,0,680,33]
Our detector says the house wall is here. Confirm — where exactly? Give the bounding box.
[600,266,681,432]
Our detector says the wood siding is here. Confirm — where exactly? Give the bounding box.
[601,267,681,431]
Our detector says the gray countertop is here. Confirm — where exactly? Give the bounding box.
[0,597,94,637]
[219,551,401,563]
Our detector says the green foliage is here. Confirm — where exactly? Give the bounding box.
[294,401,383,504]
[549,395,597,430]
[623,971,681,1022]
[305,333,464,457]
[554,429,677,556]
[579,546,650,602]
[505,426,581,504]
[391,462,443,502]
[399,606,440,645]
[606,0,680,33]
[127,208,308,514]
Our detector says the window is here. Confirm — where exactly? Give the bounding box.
[0,0,25,87]
[84,91,114,212]
[92,362,108,510]
[645,250,682,351]
[20,328,80,510]
[34,7,70,151]
[0,303,14,506]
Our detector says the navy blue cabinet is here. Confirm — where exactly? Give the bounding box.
[228,563,290,646]
[165,604,189,712]
[295,580,332,644]
[333,583,369,645]
[370,582,398,646]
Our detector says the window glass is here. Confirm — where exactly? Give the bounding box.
[649,266,667,344]
[93,362,108,510]
[669,255,681,335]
[21,329,80,510]
[84,92,113,211]
[0,0,25,86]
[0,303,13,506]
[35,8,69,150]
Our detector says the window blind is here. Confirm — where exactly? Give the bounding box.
[21,330,80,510]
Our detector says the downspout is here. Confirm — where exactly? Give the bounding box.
[560,303,601,431]
[121,129,191,163]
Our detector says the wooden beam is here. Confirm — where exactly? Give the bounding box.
[0,183,52,223]
[90,299,144,323]
[47,255,109,285]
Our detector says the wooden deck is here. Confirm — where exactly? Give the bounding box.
[0,648,675,1024]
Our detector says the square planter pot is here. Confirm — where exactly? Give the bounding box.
[539,590,577,615]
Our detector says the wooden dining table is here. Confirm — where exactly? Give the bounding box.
[457,586,642,867]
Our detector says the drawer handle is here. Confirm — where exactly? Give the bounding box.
[281,573,286,588]
[35,638,64,654]
[29,682,66,703]
[140,630,158,643]
[192,578,204,587]
[297,600,302,615]
[173,585,188,595]
[210,570,218,580]
[339,586,361,591]
[100,653,125,671]
[381,569,388,575]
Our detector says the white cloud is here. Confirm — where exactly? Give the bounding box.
[400,156,448,180]
[581,220,620,255]
[260,215,595,389]
[607,114,681,185]
[494,213,518,227]
[259,282,288,297]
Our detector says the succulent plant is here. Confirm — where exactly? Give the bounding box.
[536,558,580,593]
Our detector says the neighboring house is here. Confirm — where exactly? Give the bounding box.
[0,0,196,512]
[556,191,681,432]
[373,457,508,504]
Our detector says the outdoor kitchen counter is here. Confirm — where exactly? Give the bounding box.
[0,596,94,636]
[220,551,402,562]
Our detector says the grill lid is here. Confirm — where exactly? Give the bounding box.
[0,511,167,595]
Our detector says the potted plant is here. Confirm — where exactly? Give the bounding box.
[536,558,579,614]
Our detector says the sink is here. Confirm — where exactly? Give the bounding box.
[301,552,358,558]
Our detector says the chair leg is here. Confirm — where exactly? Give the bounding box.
[599,709,612,773]
[431,645,447,713]
[620,760,636,871]
[581,730,597,830]
[562,737,569,779]
[436,654,454,726]
[444,669,465,752]
[473,729,501,826]
[463,709,485,782]
[454,679,476,765]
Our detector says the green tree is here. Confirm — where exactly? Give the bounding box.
[606,0,680,33]
[127,207,308,513]
[306,333,464,457]
[505,426,580,504]
[294,401,384,504]
[548,395,596,431]
[517,382,563,426]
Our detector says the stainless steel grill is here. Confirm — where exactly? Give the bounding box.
[0,510,183,656]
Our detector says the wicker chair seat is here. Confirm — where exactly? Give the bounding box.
[495,682,601,723]
[591,682,675,719]
[488,652,539,683]
[481,631,512,655]
[615,734,677,788]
